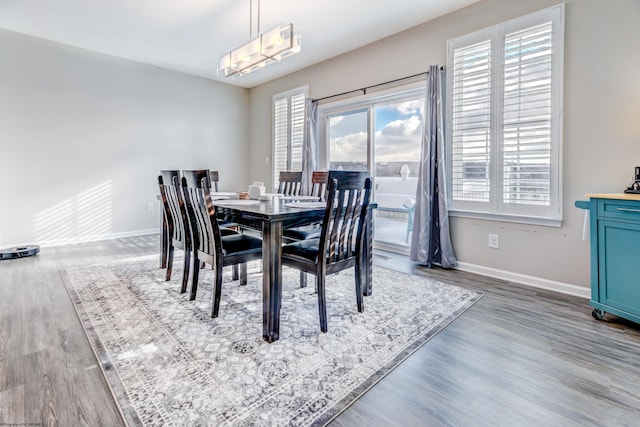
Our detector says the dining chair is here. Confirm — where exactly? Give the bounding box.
[284,171,329,240]
[182,167,239,255]
[281,170,372,332]
[283,171,330,287]
[182,168,235,229]
[209,170,220,192]
[158,172,191,293]
[181,173,263,318]
[159,170,180,269]
[209,169,239,229]
[277,171,303,196]
[309,171,329,201]
[183,169,211,189]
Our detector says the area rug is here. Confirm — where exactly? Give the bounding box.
[62,255,482,426]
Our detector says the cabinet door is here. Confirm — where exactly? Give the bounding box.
[598,219,640,317]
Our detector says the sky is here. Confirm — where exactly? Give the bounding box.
[329,98,424,164]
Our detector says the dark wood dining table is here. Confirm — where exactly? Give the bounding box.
[213,197,375,342]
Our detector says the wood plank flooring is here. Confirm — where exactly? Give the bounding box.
[1,235,639,426]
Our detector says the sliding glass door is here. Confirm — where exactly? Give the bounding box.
[372,98,422,249]
[321,87,424,252]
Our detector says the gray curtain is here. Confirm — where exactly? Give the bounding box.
[301,99,318,195]
[410,65,457,268]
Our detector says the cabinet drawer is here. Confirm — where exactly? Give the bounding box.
[597,199,640,221]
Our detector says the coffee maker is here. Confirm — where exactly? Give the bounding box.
[624,166,640,194]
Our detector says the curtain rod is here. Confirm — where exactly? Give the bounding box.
[312,66,444,103]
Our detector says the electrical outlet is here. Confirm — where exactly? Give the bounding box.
[265,156,270,164]
[147,202,154,211]
[488,234,499,249]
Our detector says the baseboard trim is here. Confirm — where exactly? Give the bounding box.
[18,230,592,300]
[456,261,590,300]
[35,229,159,248]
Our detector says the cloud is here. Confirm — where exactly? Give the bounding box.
[328,112,366,138]
[374,134,422,162]
[329,116,344,127]
[395,100,424,115]
[328,103,425,163]
[330,127,422,164]
[329,131,367,162]
[374,116,423,161]
[380,116,422,137]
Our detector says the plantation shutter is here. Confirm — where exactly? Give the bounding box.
[273,97,289,189]
[447,4,563,223]
[273,88,307,191]
[451,40,492,203]
[502,22,553,206]
[290,93,306,172]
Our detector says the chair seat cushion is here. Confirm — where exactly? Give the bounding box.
[283,224,322,240]
[283,238,361,264]
[221,234,262,256]
[282,238,320,262]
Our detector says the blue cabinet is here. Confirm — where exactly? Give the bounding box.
[581,195,640,324]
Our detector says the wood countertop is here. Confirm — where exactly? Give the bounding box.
[585,193,640,201]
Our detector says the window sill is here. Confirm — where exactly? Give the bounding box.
[449,210,562,228]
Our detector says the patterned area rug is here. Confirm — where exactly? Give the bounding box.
[62,255,482,426]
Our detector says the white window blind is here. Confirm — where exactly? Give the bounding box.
[273,88,306,190]
[447,4,564,225]
[290,94,305,171]
[451,40,492,204]
[273,97,289,188]
[503,22,552,207]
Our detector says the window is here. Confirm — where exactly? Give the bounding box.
[446,4,564,225]
[273,87,307,191]
[327,108,369,171]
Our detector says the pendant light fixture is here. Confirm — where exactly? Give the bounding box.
[218,0,302,78]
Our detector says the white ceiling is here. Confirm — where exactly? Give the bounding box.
[0,0,479,88]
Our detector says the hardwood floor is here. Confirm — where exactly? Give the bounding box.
[1,235,639,426]
[0,237,157,426]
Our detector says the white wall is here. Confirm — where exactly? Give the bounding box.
[0,28,249,247]
[248,0,640,291]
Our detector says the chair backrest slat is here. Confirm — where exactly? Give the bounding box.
[343,189,359,259]
[167,184,185,242]
[328,189,343,262]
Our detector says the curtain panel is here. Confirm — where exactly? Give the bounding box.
[301,99,318,195]
[410,65,457,268]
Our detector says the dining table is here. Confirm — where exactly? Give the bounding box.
[213,196,375,343]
